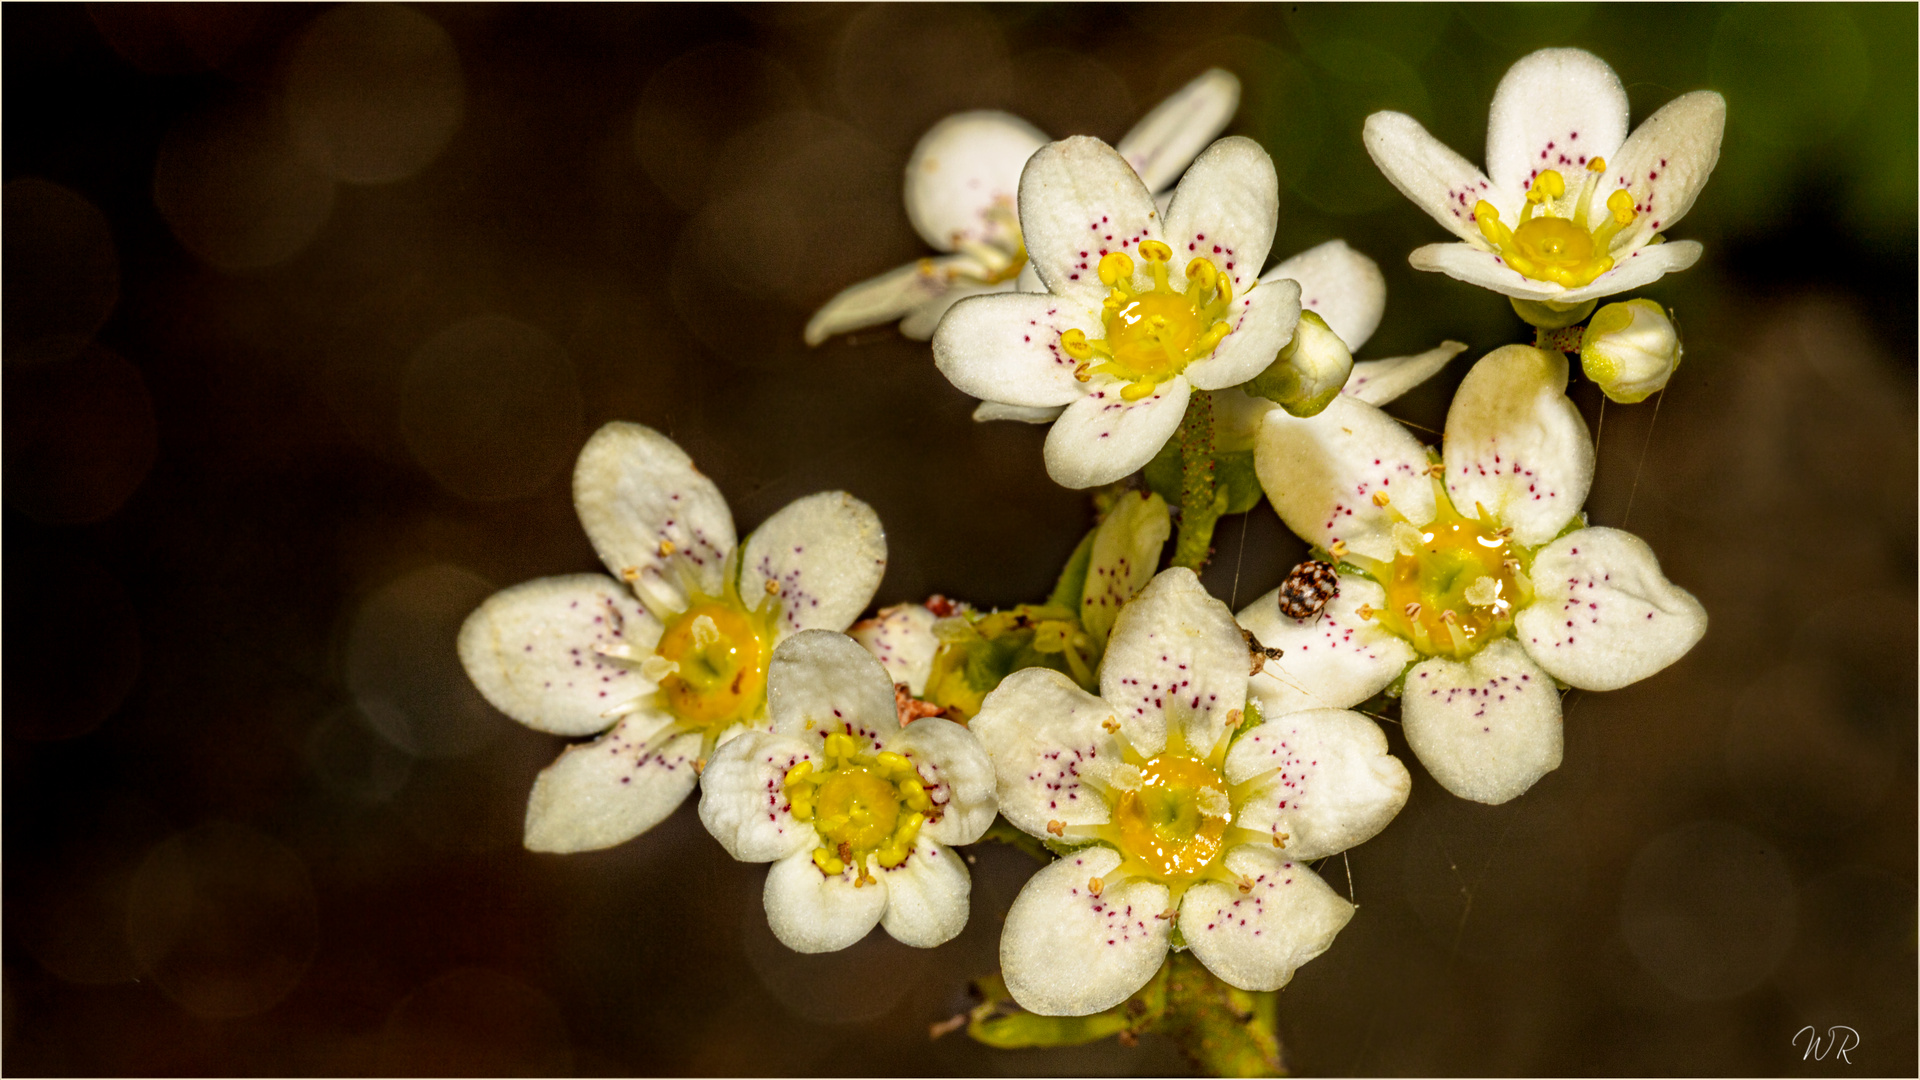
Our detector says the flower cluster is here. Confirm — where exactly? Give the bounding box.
[457,45,1718,1056]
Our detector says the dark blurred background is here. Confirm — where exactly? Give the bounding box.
[5,3,1914,1075]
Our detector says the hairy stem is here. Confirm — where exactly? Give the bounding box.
[1170,389,1227,571]
[1159,953,1287,1077]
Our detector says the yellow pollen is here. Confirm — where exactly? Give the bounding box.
[1110,753,1231,882]
[658,539,676,557]
[655,601,769,729]
[1473,165,1638,289]
[1369,474,1534,660]
[1371,490,1391,507]
[1088,876,1104,896]
[764,578,781,595]
[785,738,931,878]
[1056,248,1235,398]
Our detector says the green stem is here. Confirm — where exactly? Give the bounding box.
[1170,390,1227,571]
[1533,324,1585,354]
[1159,953,1287,1077]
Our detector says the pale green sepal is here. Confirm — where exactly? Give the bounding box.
[1580,298,1681,403]
[1510,296,1597,329]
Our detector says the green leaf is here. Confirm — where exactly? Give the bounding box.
[1215,449,1264,515]
[1048,529,1098,612]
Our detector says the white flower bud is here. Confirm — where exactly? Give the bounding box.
[1244,309,1354,418]
[1580,299,1681,403]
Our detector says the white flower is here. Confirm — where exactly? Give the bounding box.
[968,569,1411,1015]
[1363,48,1725,304]
[1247,346,1707,805]
[805,69,1241,346]
[1580,298,1682,403]
[934,134,1301,489]
[698,630,996,952]
[457,422,886,853]
[1211,239,1470,453]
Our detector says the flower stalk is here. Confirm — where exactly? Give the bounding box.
[1171,389,1228,571]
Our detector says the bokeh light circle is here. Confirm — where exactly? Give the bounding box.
[153,99,336,270]
[635,42,808,212]
[399,315,584,502]
[285,3,465,185]
[345,563,506,759]
[126,822,319,1019]
[379,967,573,1075]
[739,893,931,1024]
[1619,820,1797,1001]
[3,345,158,524]
[3,178,119,365]
[304,705,414,804]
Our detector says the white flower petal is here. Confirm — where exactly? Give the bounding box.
[697,730,819,862]
[1441,345,1592,546]
[1178,846,1353,993]
[1595,92,1726,255]
[1225,709,1411,861]
[457,574,662,737]
[1099,568,1248,759]
[1043,375,1189,490]
[1184,277,1303,391]
[968,667,1124,837]
[891,716,997,846]
[1485,48,1629,208]
[1343,341,1469,406]
[1213,385,1280,454]
[1514,527,1707,692]
[877,836,971,948]
[1162,136,1279,295]
[803,255,982,347]
[1117,68,1241,194]
[1239,576,1415,717]
[1548,240,1705,305]
[763,844,888,953]
[765,629,898,747]
[523,711,700,853]
[572,422,736,614]
[849,603,940,696]
[905,110,1047,253]
[1362,111,1501,245]
[1018,136,1162,305]
[741,491,887,639]
[1081,490,1171,647]
[1401,639,1563,805]
[932,291,1103,408]
[972,399,1066,424]
[1254,394,1436,563]
[1000,846,1172,1016]
[1262,239,1387,353]
[1407,242,1564,300]
[898,278,1012,341]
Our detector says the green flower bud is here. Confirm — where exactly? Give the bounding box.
[1243,310,1353,418]
[1580,298,1681,403]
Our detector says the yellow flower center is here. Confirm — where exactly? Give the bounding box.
[784,734,933,883]
[1473,159,1638,289]
[1366,475,1535,660]
[654,600,771,730]
[1111,753,1233,881]
[1058,240,1234,402]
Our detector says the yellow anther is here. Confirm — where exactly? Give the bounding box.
[1120,380,1158,401]
[1059,327,1094,361]
[658,539,676,557]
[783,760,814,786]
[1236,877,1254,894]
[1528,169,1566,201]
[1272,831,1289,849]
[1328,539,1349,559]
[1426,461,1447,478]
[1088,876,1104,896]
[1184,258,1216,292]
[764,578,781,595]
[1473,200,1513,247]
[1101,717,1121,733]
[620,565,640,582]
[900,779,932,812]
[823,733,859,760]
[1047,820,1066,836]
[1354,603,1374,621]
[1606,187,1637,225]
[694,757,706,774]
[1072,361,1092,382]
[1371,490,1391,507]
[1138,239,1172,263]
[1404,602,1422,619]
[1097,251,1135,286]
[1440,609,1459,625]
[812,847,844,876]
[875,751,910,775]
[1587,156,1607,174]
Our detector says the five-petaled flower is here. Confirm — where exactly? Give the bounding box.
[806,69,1241,347]
[1247,345,1707,804]
[699,630,997,952]
[934,135,1302,489]
[1364,48,1725,304]
[458,422,886,853]
[968,569,1411,1015]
